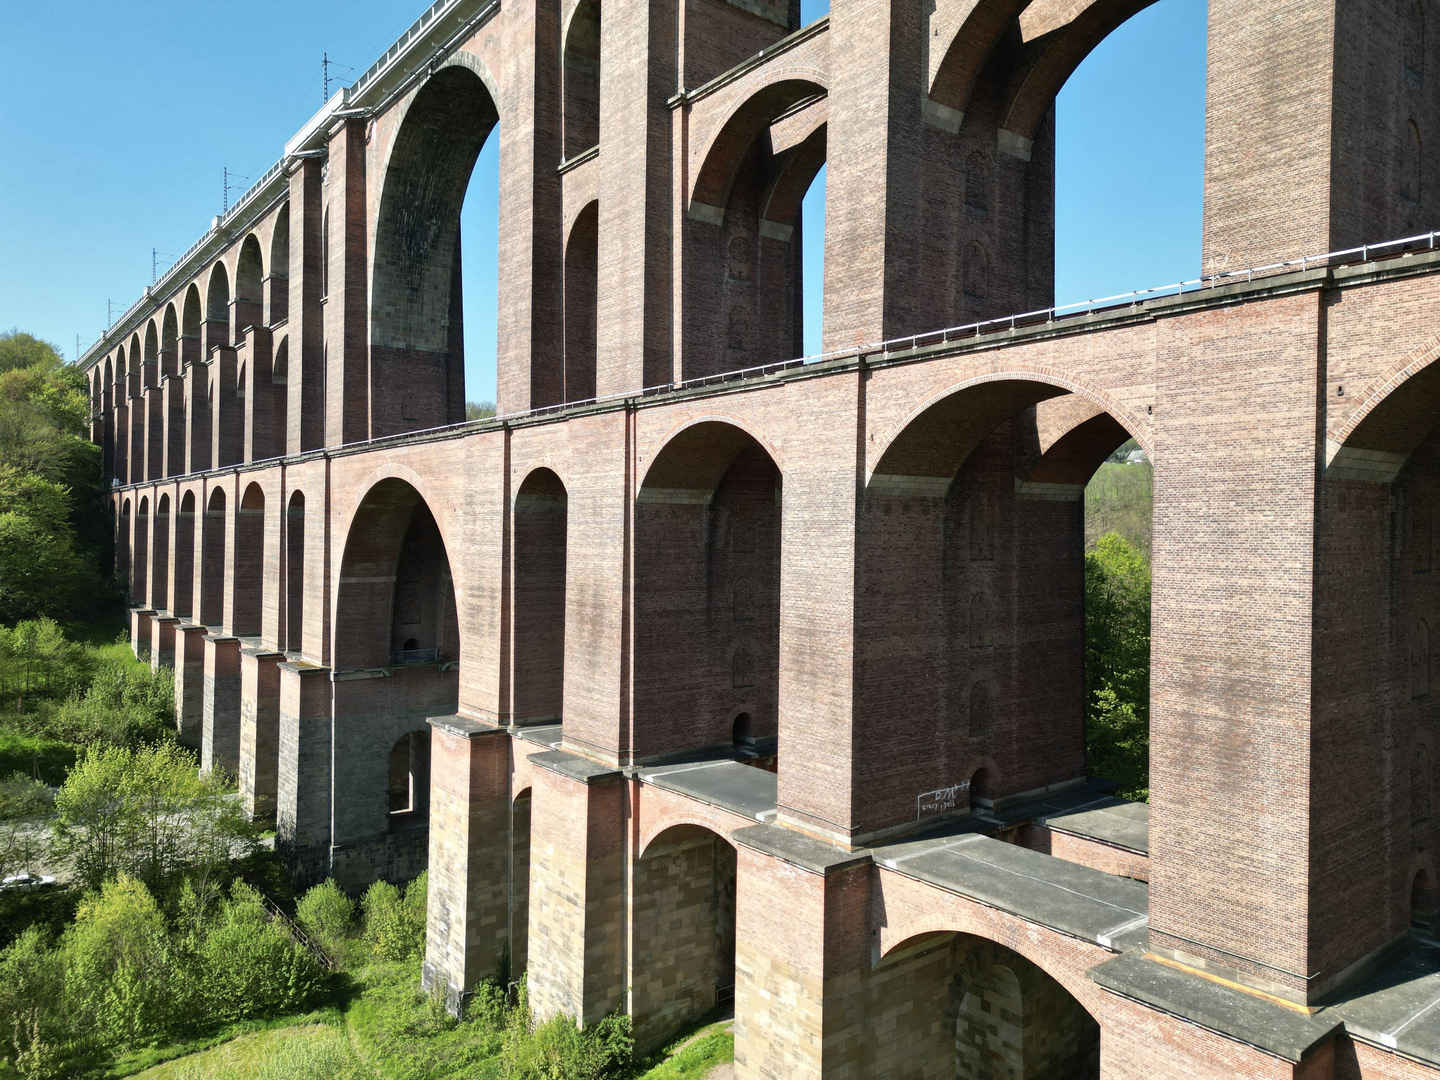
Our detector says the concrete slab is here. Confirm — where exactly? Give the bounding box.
[639,760,778,822]
[1091,951,1341,1062]
[1037,797,1150,855]
[873,831,1150,951]
[1325,935,1440,1065]
[514,723,563,748]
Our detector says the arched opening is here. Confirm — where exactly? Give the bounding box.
[233,483,265,638]
[161,304,179,375]
[1413,867,1437,931]
[632,825,737,1052]
[869,933,1099,1077]
[562,0,600,158]
[732,712,754,757]
[685,81,827,378]
[117,498,132,597]
[133,496,150,602]
[333,479,461,881]
[512,468,567,724]
[856,381,1146,838]
[634,422,781,764]
[267,204,289,325]
[388,728,432,831]
[235,235,264,336]
[200,487,226,627]
[372,64,500,435]
[271,335,289,456]
[174,491,196,619]
[127,335,144,482]
[152,493,170,613]
[563,202,598,403]
[286,490,304,654]
[205,262,231,351]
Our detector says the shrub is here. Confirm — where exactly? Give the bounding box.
[0,926,96,1079]
[295,878,355,961]
[197,882,327,1023]
[47,658,174,749]
[362,873,426,963]
[63,875,176,1049]
[499,979,633,1080]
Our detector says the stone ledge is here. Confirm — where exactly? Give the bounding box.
[1090,951,1341,1063]
[528,748,623,785]
[731,822,872,876]
[427,714,507,740]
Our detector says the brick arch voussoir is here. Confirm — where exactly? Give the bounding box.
[1330,334,1440,453]
[641,413,788,494]
[637,817,739,861]
[998,0,1156,143]
[564,198,599,253]
[760,123,827,227]
[873,900,1104,1013]
[338,462,464,599]
[689,72,828,211]
[928,0,1029,114]
[869,369,1152,489]
[515,461,572,498]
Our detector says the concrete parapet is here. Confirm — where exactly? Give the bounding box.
[239,648,285,825]
[202,635,242,776]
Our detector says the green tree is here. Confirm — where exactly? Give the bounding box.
[197,882,327,1023]
[295,878,356,962]
[53,742,253,895]
[465,400,497,421]
[0,470,101,623]
[0,925,95,1079]
[1084,532,1151,799]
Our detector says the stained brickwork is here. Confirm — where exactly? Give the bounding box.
[86,0,1440,1072]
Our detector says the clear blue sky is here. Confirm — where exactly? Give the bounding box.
[0,0,1204,403]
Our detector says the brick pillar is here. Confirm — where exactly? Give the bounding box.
[277,662,333,883]
[422,717,513,1011]
[730,828,870,1080]
[183,360,211,474]
[239,327,275,463]
[526,749,625,1024]
[202,635,242,776]
[324,117,369,446]
[174,623,208,747]
[150,615,179,672]
[144,383,163,480]
[239,648,285,825]
[129,608,155,662]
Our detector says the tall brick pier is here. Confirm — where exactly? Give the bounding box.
[88,0,1440,1073]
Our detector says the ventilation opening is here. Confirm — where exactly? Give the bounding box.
[389,729,432,832]
[970,768,994,807]
[732,712,755,759]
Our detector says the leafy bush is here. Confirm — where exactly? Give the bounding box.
[197,882,327,1023]
[362,871,427,962]
[500,979,633,1080]
[295,878,355,962]
[64,875,177,1049]
[0,926,97,1079]
[53,741,253,895]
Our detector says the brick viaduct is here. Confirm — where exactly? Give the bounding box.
[81,0,1440,1073]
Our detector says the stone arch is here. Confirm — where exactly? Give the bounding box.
[371,64,500,437]
[269,203,290,280]
[858,376,1144,834]
[333,476,460,672]
[233,482,265,638]
[133,496,150,601]
[200,486,226,626]
[686,79,827,379]
[128,333,142,377]
[182,283,202,346]
[151,492,170,613]
[633,420,783,763]
[512,468,568,724]
[206,261,230,326]
[174,489,196,619]
[631,823,738,1052]
[235,234,264,334]
[161,303,179,375]
[1412,858,1438,930]
[285,489,305,653]
[143,320,159,367]
[387,727,432,831]
[563,200,598,403]
[562,0,601,158]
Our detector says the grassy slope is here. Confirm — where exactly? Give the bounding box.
[118,965,734,1080]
